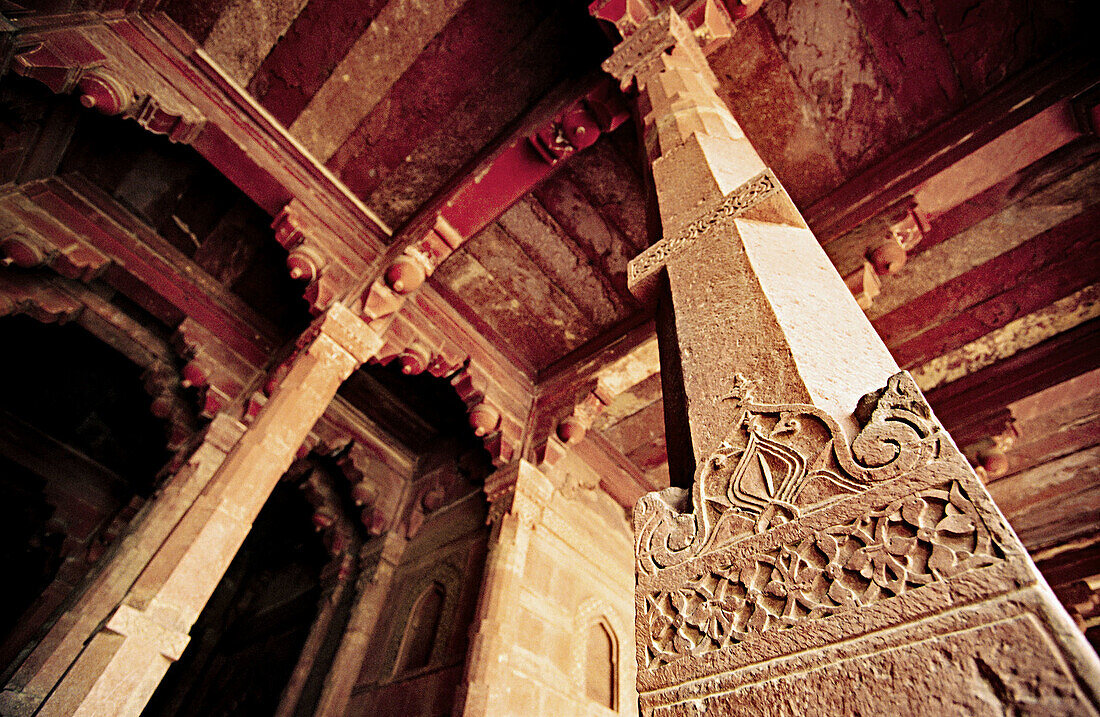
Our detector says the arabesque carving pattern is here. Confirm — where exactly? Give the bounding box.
[640,480,1003,668]
[635,372,944,574]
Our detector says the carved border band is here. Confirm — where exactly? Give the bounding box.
[627,170,779,290]
[639,479,1004,670]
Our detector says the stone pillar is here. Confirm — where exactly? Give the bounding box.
[457,460,553,717]
[0,412,245,715]
[273,554,354,717]
[24,303,380,717]
[313,531,407,717]
[600,9,1100,715]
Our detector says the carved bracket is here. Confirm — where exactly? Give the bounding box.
[273,199,369,315]
[13,35,204,143]
[357,82,629,337]
[299,466,359,558]
[532,381,614,470]
[835,196,928,310]
[0,271,83,324]
[296,399,417,538]
[529,83,629,165]
[172,318,257,419]
[365,304,527,469]
[0,213,110,283]
[450,364,521,468]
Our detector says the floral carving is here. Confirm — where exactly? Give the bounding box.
[640,481,1001,668]
[636,372,944,574]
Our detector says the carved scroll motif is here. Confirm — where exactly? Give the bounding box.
[639,479,1003,668]
[627,170,780,289]
[635,372,944,576]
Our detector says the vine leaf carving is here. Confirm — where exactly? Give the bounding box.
[640,480,1002,669]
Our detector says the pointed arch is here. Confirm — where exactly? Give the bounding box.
[395,581,446,673]
[585,619,618,709]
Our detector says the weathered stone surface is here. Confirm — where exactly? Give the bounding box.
[645,610,1096,716]
[602,7,1100,715]
[203,0,310,86]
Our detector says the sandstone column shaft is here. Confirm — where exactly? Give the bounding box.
[273,557,354,717]
[457,461,552,717]
[313,532,407,717]
[34,303,380,717]
[601,8,1100,715]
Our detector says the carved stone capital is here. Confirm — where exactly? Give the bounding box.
[274,200,371,315]
[602,9,704,92]
[308,302,383,365]
[483,461,553,528]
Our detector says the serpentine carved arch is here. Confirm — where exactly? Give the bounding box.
[635,372,945,576]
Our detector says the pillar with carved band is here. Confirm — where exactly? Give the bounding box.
[19,303,379,717]
[595,6,1100,714]
[456,460,553,716]
[312,531,407,717]
[0,412,245,716]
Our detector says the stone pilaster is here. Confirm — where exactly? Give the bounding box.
[273,554,354,717]
[457,460,553,716]
[0,412,245,717]
[24,303,380,717]
[601,8,1100,715]
[313,531,407,717]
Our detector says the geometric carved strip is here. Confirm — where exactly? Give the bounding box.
[627,170,780,290]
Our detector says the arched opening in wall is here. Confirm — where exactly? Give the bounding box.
[335,362,496,715]
[39,78,313,341]
[395,582,446,674]
[141,479,333,717]
[0,315,170,669]
[585,621,617,710]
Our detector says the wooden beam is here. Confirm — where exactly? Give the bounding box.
[877,205,1100,368]
[804,50,1099,244]
[925,318,1100,433]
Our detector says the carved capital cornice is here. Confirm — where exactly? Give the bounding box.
[483,460,553,527]
[13,37,204,143]
[602,9,681,91]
